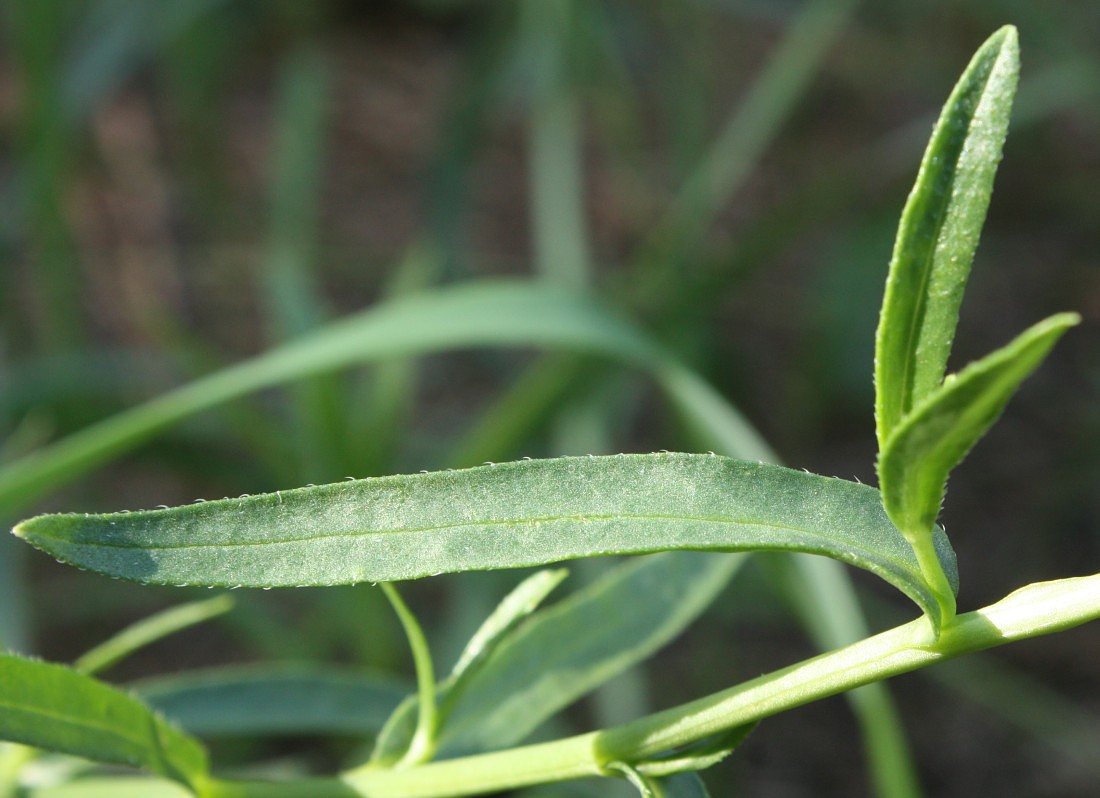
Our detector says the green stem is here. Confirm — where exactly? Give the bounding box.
[380,583,438,768]
[911,534,957,625]
[204,574,1100,798]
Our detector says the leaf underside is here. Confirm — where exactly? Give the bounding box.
[14,453,958,625]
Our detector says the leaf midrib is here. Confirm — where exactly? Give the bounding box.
[33,513,918,576]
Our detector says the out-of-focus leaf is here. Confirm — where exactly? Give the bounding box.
[0,280,669,516]
[74,594,234,676]
[0,654,207,790]
[134,664,407,737]
[27,777,193,798]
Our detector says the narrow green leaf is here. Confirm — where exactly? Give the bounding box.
[878,312,1079,538]
[636,723,756,777]
[133,665,408,737]
[74,594,234,676]
[449,568,569,681]
[0,281,664,516]
[367,568,566,763]
[13,453,956,624]
[0,654,208,790]
[432,552,744,756]
[875,26,1020,447]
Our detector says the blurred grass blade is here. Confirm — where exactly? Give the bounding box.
[639,0,858,273]
[134,665,408,737]
[522,0,589,291]
[0,653,208,790]
[63,0,226,123]
[26,778,193,798]
[73,594,234,676]
[767,553,921,798]
[656,363,776,464]
[874,26,1020,447]
[14,454,956,625]
[878,312,1079,538]
[0,280,663,516]
[450,568,568,681]
[261,45,344,481]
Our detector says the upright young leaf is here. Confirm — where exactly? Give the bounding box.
[878,312,1079,539]
[875,26,1019,447]
[0,654,208,792]
[13,453,958,625]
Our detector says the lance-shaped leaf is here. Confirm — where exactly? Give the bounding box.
[878,312,1079,538]
[0,654,208,791]
[875,26,1020,447]
[14,453,958,626]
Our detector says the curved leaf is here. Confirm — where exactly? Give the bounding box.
[134,665,408,737]
[14,453,957,624]
[875,26,1020,447]
[372,553,744,763]
[0,654,207,791]
[74,594,235,676]
[878,313,1079,538]
[0,280,683,517]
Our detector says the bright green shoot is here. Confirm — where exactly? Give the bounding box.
[873,25,1078,621]
[4,25,1096,798]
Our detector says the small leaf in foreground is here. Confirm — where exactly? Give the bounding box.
[878,312,1079,539]
[0,654,208,791]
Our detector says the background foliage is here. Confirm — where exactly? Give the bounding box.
[1,1,1098,795]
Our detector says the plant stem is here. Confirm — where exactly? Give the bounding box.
[380,583,439,767]
[911,536,957,625]
[206,573,1100,798]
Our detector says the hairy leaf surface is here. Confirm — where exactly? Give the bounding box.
[14,453,957,624]
[0,654,207,790]
[878,313,1078,536]
[875,26,1019,446]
